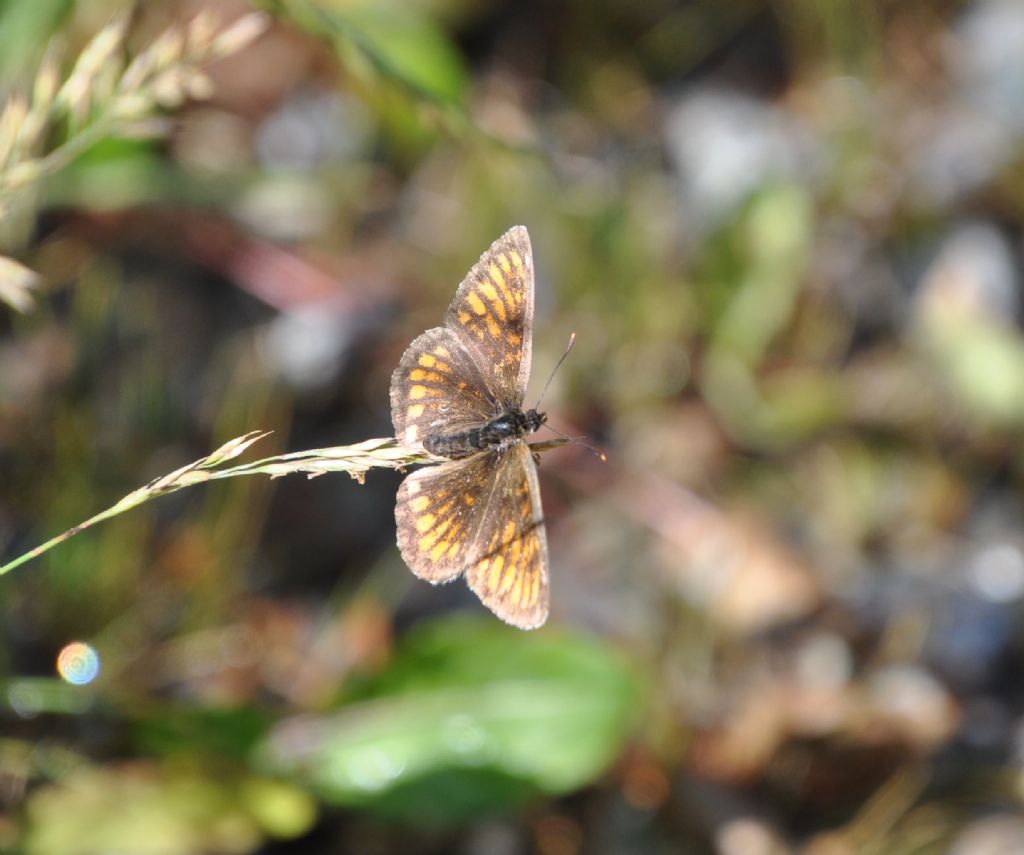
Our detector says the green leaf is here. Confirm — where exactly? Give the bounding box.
[0,0,71,82]
[334,3,468,107]
[134,705,272,761]
[258,617,639,822]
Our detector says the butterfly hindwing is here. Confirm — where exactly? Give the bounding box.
[465,442,550,629]
[395,450,501,584]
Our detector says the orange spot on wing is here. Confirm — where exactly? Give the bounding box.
[410,385,427,399]
[509,573,524,605]
[418,353,436,368]
[415,514,436,533]
[488,556,503,592]
[467,292,487,315]
[509,535,522,566]
[478,280,507,322]
[498,564,517,595]
[408,404,424,418]
[433,518,453,537]
[523,572,535,606]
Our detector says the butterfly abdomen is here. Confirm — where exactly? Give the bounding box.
[424,408,545,459]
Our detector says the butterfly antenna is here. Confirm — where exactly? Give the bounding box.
[534,332,576,412]
[530,333,607,461]
[541,421,607,461]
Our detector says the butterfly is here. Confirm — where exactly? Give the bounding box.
[390,226,553,629]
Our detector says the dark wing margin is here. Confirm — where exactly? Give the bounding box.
[443,226,534,410]
[465,442,550,629]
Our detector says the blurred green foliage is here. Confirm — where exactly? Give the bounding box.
[260,618,639,822]
[0,0,72,82]
[3,0,1024,852]
[23,764,316,855]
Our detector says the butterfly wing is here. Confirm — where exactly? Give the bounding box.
[443,225,534,409]
[391,226,548,629]
[395,441,549,629]
[464,442,549,629]
[395,451,495,584]
[390,326,498,449]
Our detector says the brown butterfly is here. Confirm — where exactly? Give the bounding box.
[390,226,552,628]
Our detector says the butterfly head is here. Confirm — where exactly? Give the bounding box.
[525,408,546,435]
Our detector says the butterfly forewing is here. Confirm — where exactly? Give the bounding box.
[390,327,496,449]
[444,226,533,407]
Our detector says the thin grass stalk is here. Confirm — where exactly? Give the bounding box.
[0,432,433,577]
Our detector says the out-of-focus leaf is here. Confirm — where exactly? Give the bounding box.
[0,0,70,82]
[134,705,272,760]
[258,617,639,822]
[317,0,470,158]
[333,2,467,107]
[699,184,818,447]
[913,273,1024,426]
[21,763,316,855]
[3,677,94,716]
[709,183,812,363]
[51,137,166,210]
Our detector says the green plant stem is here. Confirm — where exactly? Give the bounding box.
[0,494,142,577]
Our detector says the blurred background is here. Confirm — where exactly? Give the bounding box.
[3,0,1024,852]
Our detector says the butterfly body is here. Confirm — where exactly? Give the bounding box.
[423,408,546,460]
[390,226,553,629]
